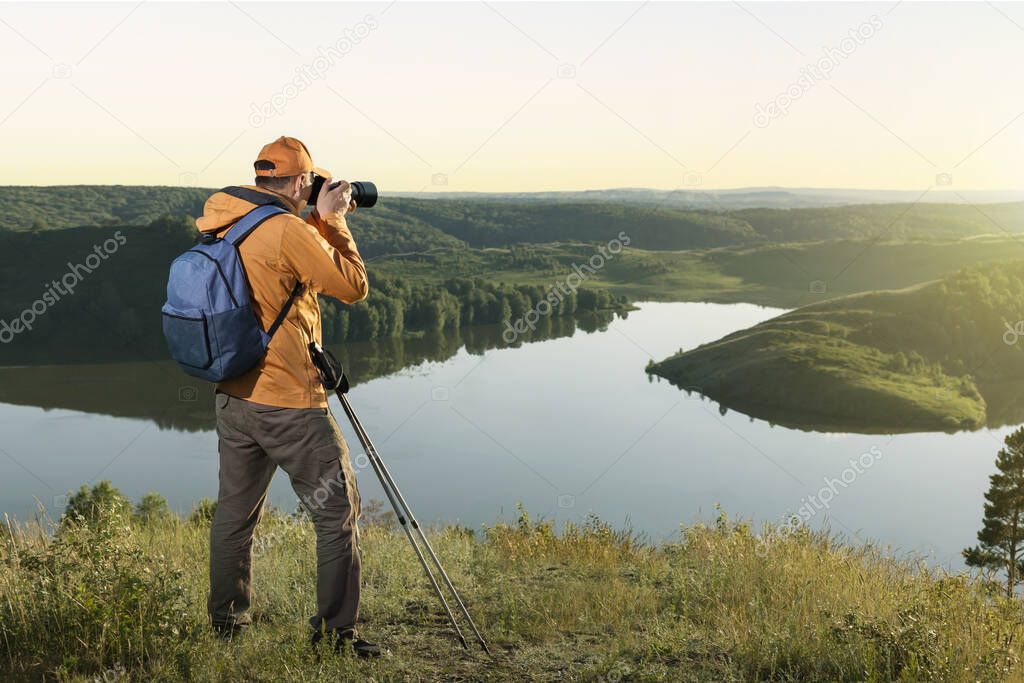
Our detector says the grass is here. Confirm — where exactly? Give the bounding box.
[2,503,1023,681]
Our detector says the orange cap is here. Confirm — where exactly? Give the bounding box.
[254,136,331,178]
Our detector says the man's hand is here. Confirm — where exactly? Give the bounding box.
[316,178,356,218]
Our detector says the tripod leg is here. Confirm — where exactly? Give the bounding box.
[341,394,492,655]
[336,391,469,649]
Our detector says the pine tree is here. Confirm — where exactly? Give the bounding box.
[964,426,1024,596]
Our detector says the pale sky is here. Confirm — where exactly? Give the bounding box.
[0,1,1022,192]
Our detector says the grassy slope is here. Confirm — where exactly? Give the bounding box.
[649,261,1024,433]
[3,509,1022,682]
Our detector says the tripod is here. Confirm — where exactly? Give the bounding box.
[309,342,491,654]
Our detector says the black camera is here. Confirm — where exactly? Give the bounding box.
[309,175,378,208]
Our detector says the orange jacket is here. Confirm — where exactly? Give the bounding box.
[196,185,368,408]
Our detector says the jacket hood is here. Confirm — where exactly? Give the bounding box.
[195,186,301,234]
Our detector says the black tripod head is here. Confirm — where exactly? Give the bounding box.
[309,342,349,393]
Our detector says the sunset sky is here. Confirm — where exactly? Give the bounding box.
[0,1,1022,192]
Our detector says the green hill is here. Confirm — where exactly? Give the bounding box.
[699,234,1024,306]
[5,186,1024,254]
[369,234,1024,309]
[0,185,211,232]
[6,183,1024,370]
[0,186,763,251]
[5,215,1024,367]
[735,201,1024,242]
[387,198,761,249]
[0,219,626,365]
[0,186,468,258]
[649,261,1024,433]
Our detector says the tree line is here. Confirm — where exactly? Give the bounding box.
[320,272,624,343]
[0,216,626,365]
[6,186,1024,251]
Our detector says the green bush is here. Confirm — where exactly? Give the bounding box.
[188,498,217,526]
[1,509,190,677]
[62,481,132,525]
[134,492,173,525]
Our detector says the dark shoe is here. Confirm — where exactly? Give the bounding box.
[349,637,388,659]
[311,629,389,658]
[212,621,248,641]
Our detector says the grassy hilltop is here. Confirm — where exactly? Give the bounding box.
[649,261,1024,433]
[1,490,1023,682]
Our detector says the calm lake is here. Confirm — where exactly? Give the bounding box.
[0,302,1005,569]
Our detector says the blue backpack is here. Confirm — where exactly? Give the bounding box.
[162,187,303,382]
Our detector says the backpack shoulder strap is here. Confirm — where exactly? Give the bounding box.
[224,203,288,247]
[267,281,305,338]
[217,190,303,338]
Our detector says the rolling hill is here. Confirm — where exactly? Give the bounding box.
[648,261,1024,433]
[0,185,210,232]
[3,186,1024,257]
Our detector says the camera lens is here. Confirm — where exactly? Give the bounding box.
[309,176,378,209]
[350,181,378,208]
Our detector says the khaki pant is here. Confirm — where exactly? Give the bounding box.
[209,392,362,634]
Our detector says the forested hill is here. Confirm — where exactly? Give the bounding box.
[0,218,628,365]
[732,202,1024,242]
[0,186,210,232]
[649,261,1024,433]
[3,186,1024,254]
[383,199,757,249]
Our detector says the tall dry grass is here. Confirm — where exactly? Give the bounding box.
[0,500,1021,682]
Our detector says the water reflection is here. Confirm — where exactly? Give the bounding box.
[0,310,622,432]
[0,302,1004,569]
[653,376,1024,435]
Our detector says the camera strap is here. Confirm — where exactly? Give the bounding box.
[218,186,292,212]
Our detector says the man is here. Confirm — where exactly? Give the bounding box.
[197,136,383,657]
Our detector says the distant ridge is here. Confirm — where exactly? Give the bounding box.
[4,185,1024,222]
[391,187,1024,209]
